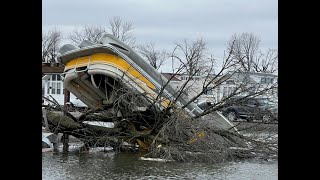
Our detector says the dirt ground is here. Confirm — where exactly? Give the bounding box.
[233,121,278,133]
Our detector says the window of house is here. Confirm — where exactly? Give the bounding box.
[52,82,56,94]
[47,74,63,95]
[217,87,221,101]
[222,86,236,97]
[57,82,61,94]
[47,82,50,94]
[203,87,213,95]
[261,77,274,84]
[226,80,235,84]
[223,87,228,97]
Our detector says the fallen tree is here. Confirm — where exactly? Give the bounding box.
[43,71,277,163]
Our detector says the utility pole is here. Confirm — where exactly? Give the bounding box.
[62,88,70,152]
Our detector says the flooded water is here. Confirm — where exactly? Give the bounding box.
[42,147,277,180]
[43,122,278,180]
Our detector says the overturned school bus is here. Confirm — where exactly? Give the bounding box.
[58,34,204,116]
[57,34,235,131]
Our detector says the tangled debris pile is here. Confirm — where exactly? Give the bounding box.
[43,93,277,163]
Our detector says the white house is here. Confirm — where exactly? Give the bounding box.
[161,71,278,104]
[215,71,278,102]
[161,73,216,104]
[179,74,216,103]
[42,63,86,108]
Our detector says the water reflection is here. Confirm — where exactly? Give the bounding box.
[43,149,277,180]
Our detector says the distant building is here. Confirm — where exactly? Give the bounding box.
[160,72,183,90]
[215,71,278,102]
[161,71,278,104]
[161,73,216,104]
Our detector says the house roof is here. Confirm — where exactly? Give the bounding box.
[42,63,64,74]
[230,71,278,77]
[42,74,51,80]
[161,73,181,81]
[215,72,255,84]
[216,71,278,84]
[230,72,256,84]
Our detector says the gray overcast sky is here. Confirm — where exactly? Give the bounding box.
[43,0,278,72]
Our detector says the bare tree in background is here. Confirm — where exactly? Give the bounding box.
[171,38,209,76]
[108,16,136,47]
[227,32,278,73]
[168,36,277,120]
[68,25,106,45]
[138,42,168,69]
[68,16,136,47]
[167,38,217,101]
[252,48,278,73]
[42,29,62,63]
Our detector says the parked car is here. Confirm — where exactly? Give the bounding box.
[197,100,213,110]
[221,97,278,122]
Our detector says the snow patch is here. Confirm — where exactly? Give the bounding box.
[82,121,114,128]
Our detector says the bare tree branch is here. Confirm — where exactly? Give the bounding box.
[227,32,277,73]
[68,25,106,45]
[42,29,62,63]
[172,38,208,76]
[138,42,168,69]
[108,16,136,47]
